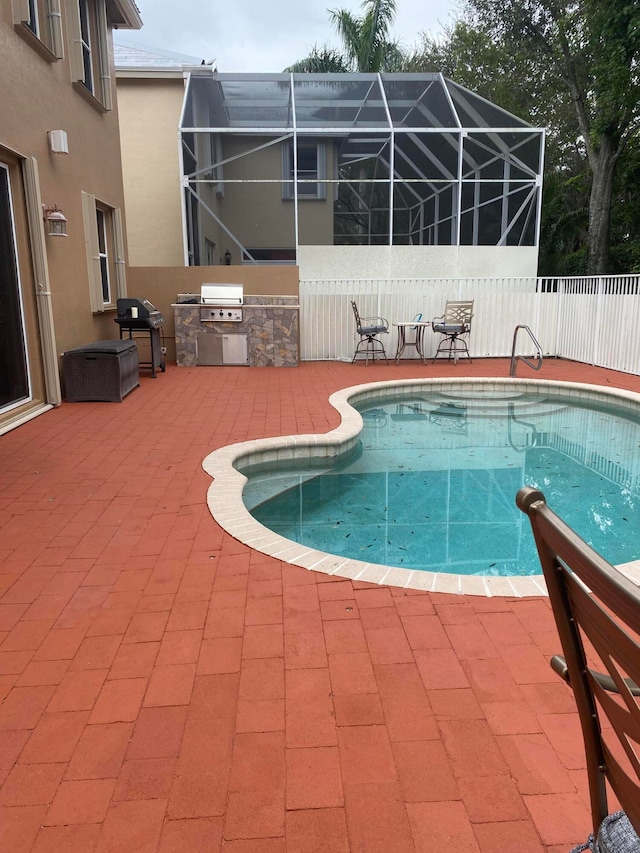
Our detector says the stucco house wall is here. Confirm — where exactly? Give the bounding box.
[117,73,187,266]
[0,0,141,433]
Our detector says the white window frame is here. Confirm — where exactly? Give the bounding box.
[81,192,126,312]
[26,0,39,35]
[12,0,64,60]
[78,0,94,94]
[204,238,216,266]
[209,134,224,197]
[68,0,112,110]
[282,140,327,200]
[95,206,110,304]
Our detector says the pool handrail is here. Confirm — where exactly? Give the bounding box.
[510,325,543,376]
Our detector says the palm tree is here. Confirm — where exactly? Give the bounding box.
[285,46,350,73]
[285,0,406,73]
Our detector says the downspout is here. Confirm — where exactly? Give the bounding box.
[178,71,191,267]
[22,157,62,406]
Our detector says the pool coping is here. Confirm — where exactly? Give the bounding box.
[202,377,640,597]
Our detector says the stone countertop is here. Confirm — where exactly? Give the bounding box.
[172,302,300,309]
[173,294,299,307]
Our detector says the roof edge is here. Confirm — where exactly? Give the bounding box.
[110,0,143,30]
[116,68,189,79]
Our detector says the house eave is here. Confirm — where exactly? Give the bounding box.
[116,67,189,79]
[109,0,143,30]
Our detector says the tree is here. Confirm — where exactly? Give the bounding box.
[458,0,640,274]
[406,20,555,135]
[284,46,350,73]
[609,133,640,273]
[538,170,589,276]
[286,0,406,73]
[409,19,591,273]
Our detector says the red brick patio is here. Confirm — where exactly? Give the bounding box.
[1,357,636,852]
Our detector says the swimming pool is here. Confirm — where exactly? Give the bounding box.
[245,389,640,577]
[202,378,640,596]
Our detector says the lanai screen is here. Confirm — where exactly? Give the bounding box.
[178,72,544,265]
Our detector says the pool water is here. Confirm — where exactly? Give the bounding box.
[244,391,640,576]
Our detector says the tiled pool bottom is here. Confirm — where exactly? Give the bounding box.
[202,377,640,597]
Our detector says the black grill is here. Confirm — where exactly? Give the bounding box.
[115,297,165,328]
[114,298,166,377]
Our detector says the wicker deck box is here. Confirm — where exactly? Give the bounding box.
[63,339,139,402]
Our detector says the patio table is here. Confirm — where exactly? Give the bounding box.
[393,321,432,363]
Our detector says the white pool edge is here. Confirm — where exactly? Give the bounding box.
[202,377,640,597]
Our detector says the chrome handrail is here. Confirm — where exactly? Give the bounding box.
[510,325,543,377]
[507,401,539,451]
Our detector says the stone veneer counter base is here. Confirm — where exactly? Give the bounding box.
[174,296,299,367]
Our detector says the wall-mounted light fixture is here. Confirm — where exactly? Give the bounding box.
[224,249,231,265]
[43,204,68,237]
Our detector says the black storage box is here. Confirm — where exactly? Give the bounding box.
[63,339,139,402]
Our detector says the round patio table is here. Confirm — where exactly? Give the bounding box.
[393,321,432,363]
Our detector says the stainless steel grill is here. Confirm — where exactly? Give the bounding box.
[200,283,243,322]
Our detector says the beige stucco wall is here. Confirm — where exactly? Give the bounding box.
[126,265,299,362]
[220,136,296,251]
[117,75,186,266]
[1,16,129,346]
[0,3,138,430]
[206,136,334,260]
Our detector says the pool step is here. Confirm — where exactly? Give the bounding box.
[396,393,569,420]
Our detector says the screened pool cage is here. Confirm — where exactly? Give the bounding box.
[178,71,544,265]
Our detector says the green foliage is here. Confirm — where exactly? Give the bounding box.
[582,0,640,141]
[285,0,640,275]
[407,21,531,119]
[609,243,640,274]
[285,48,350,73]
[553,247,588,277]
[286,0,407,73]
[476,0,639,272]
[538,170,589,276]
[411,0,640,274]
[609,134,640,272]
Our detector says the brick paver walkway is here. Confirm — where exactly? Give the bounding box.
[1,357,636,852]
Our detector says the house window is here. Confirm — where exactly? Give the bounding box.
[95,207,110,303]
[78,0,94,94]
[81,192,126,312]
[282,141,326,200]
[242,248,296,265]
[12,0,64,59]
[207,134,224,197]
[205,238,216,266]
[68,0,112,110]
[25,0,38,34]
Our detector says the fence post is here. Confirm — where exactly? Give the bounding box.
[534,279,542,353]
[554,278,565,358]
[592,277,604,367]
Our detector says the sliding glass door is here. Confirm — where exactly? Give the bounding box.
[0,163,30,409]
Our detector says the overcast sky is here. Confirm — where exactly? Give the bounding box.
[115,0,461,72]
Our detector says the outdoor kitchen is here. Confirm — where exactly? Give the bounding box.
[173,284,299,367]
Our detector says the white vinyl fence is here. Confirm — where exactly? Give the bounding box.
[299,274,640,375]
